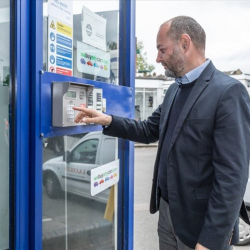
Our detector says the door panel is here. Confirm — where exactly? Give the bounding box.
[43,132,118,249]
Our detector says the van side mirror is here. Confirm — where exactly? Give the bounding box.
[63,151,71,163]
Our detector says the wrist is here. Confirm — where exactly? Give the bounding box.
[104,115,112,126]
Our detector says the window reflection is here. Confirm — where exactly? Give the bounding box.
[135,89,157,121]
[43,132,117,249]
[71,139,99,163]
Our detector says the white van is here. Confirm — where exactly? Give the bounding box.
[43,131,117,203]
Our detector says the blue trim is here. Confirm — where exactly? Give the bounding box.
[11,0,30,249]
[26,0,136,249]
[30,0,43,249]
[124,0,135,248]
[40,72,133,137]
[118,0,135,249]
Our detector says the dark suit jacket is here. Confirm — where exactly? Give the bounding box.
[103,62,250,249]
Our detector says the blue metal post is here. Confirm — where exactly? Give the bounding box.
[29,0,43,249]
[11,0,30,249]
[119,0,136,249]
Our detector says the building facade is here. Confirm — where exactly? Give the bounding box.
[135,69,250,121]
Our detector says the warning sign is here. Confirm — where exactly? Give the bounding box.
[50,20,56,29]
[57,21,72,36]
[48,0,73,76]
[49,66,55,73]
[48,16,73,76]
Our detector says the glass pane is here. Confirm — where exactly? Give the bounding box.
[43,0,119,84]
[145,92,157,120]
[43,132,118,250]
[135,92,143,121]
[0,1,10,249]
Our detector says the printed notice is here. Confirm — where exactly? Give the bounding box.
[82,6,107,51]
[91,160,119,196]
[48,0,73,76]
[48,0,73,25]
[48,16,73,76]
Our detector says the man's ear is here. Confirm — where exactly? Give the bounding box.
[180,34,191,51]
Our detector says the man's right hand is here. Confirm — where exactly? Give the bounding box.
[72,106,112,126]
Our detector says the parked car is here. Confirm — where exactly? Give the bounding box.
[237,175,250,245]
[43,131,116,203]
[87,61,93,66]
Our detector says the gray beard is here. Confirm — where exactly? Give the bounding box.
[165,69,178,78]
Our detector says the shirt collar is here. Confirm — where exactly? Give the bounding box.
[175,59,211,85]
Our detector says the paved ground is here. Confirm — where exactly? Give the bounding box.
[133,147,250,250]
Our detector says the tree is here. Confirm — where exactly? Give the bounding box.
[136,41,155,73]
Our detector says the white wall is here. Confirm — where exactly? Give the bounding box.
[230,74,250,95]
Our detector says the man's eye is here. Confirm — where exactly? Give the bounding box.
[160,50,165,53]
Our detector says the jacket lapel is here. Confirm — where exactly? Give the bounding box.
[167,62,216,154]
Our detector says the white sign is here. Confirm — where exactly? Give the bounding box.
[48,16,73,76]
[91,159,119,196]
[82,6,107,51]
[77,41,110,78]
[48,0,73,25]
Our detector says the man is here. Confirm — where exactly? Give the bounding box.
[73,16,250,250]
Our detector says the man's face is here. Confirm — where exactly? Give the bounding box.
[156,25,186,78]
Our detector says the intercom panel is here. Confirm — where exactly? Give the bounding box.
[88,88,104,112]
[52,82,94,127]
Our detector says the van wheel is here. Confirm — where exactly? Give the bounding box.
[237,217,250,245]
[45,172,61,198]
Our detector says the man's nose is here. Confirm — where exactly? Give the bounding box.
[156,52,162,63]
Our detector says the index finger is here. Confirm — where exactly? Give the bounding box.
[73,106,94,114]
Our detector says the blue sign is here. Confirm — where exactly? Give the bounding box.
[50,55,55,64]
[50,32,55,42]
[57,45,72,59]
[57,34,72,48]
[56,56,72,69]
[50,43,55,53]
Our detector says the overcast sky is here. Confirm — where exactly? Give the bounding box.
[136,1,250,75]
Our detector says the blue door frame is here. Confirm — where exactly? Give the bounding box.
[11,0,30,249]
[13,0,135,249]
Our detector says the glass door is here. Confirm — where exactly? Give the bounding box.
[0,1,10,249]
[42,1,120,249]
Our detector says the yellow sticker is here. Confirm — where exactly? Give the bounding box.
[56,21,72,37]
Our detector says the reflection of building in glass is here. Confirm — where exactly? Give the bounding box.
[135,70,250,121]
[135,75,174,121]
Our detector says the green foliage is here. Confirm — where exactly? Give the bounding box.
[136,41,155,73]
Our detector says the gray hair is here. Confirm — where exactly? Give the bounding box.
[164,16,206,52]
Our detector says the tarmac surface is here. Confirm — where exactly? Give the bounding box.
[42,142,249,249]
[133,147,250,250]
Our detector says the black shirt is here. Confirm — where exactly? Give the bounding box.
[158,80,196,202]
